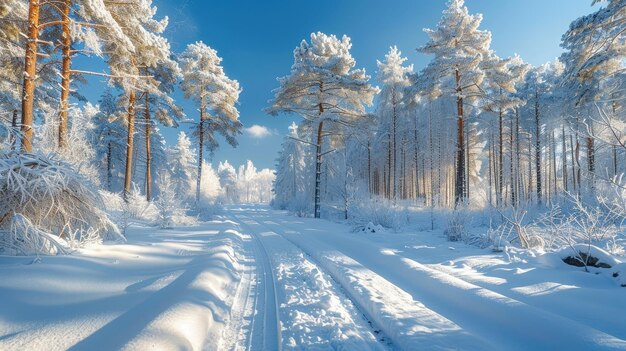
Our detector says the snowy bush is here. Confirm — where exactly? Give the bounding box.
[99,190,125,212]
[124,184,158,221]
[36,104,101,186]
[115,184,158,234]
[349,196,409,230]
[155,172,196,228]
[1,214,71,256]
[444,207,468,242]
[0,152,121,255]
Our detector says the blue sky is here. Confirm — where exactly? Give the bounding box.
[81,0,598,170]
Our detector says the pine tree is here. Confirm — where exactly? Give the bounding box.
[178,41,242,204]
[417,0,492,206]
[267,32,378,218]
[166,131,197,201]
[375,46,413,202]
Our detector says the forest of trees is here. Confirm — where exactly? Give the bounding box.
[0,0,276,250]
[272,0,626,224]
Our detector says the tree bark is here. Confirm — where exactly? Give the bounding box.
[196,86,205,204]
[392,87,397,203]
[58,0,71,149]
[20,0,41,153]
[144,92,152,201]
[510,116,516,207]
[562,126,568,193]
[413,114,416,199]
[123,90,136,200]
[454,66,466,207]
[314,120,323,218]
[535,89,542,205]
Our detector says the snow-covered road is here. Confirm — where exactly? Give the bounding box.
[1,204,625,350]
[226,205,626,351]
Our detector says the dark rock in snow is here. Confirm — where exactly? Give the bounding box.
[562,251,612,269]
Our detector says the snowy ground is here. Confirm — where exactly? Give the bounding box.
[1,204,625,350]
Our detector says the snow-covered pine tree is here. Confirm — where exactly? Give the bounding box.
[481,53,529,206]
[375,46,413,202]
[93,89,126,191]
[137,56,184,201]
[99,0,173,200]
[267,32,378,218]
[273,122,307,210]
[166,131,197,201]
[218,161,237,203]
[561,0,626,105]
[417,0,492,206]
[178,41,242,205]
[518,60,565,204]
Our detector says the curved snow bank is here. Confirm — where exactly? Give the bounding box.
[0,219,246,351]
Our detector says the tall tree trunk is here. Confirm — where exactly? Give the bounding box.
[570,134,577,195]
[196,87,205,204]
[465,125,472,199]
[552,131,557,198]
[20,0,41,153]
[498,105,504,206]
[515,109,521,207]
[392,89,397,203]
[123,90,136,200]
[58,0,71,149]
[535,89,542,205]
[562,126,568,193]
[367,139,371,195]
[314,120,323,218]
[528,136,533,201]
[575,125,581,198]
[454,66,466,206]
[510,116,516,207]
[428,105,434,207]
[488,129,494,207]
[387,133,392,199]
[413,114,416,199]
[144,92,152,201]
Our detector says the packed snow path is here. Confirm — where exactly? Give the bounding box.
[227,205,626,351]
[1,205,625,350]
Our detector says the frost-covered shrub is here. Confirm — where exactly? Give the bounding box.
[124,184,158,221]
[0,152,121,255]
[36,104,101,186]
[99,190,125,212]
[155,172,196,228]
[349,196,409,230]
[1,214,71,256]
[445,207,468,242]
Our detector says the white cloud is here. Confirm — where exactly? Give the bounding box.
[245,124,272,139]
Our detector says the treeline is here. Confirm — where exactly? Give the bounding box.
[272,0,625,217]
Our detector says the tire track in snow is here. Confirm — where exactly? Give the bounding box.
[241,210,489,351]
[232,211,390,351]
[261,211,626,351]
[234,216,282,351]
